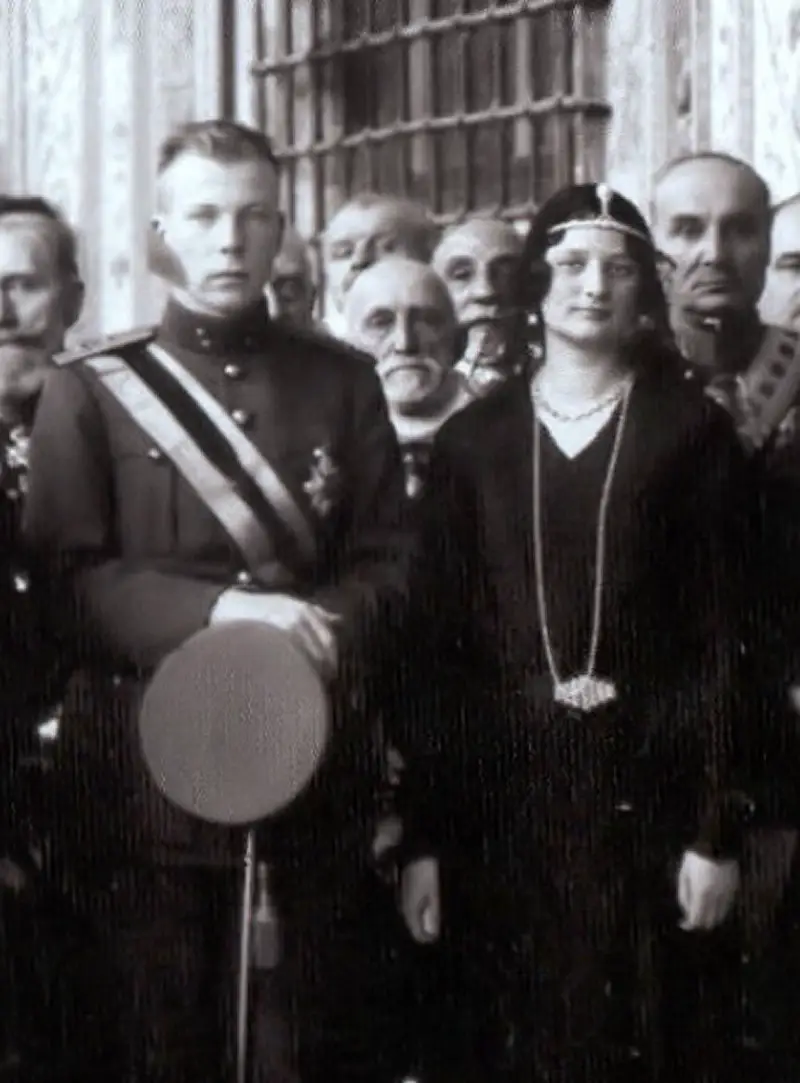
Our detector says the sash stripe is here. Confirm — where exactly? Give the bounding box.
[85,356,280,574]
[108,342,311,573]
[147,342,315,561]
[740,327,800,449]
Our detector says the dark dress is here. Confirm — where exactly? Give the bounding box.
[396,361,755,1083]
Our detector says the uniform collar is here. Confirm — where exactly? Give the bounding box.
[671,305,765,376]
[159,297,274,355]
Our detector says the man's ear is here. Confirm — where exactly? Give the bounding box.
[147,221,186,286]
[62,278,85,331]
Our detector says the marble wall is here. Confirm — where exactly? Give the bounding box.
[0,0,223,340]
[606,0,800,212]
[3,0,800,337]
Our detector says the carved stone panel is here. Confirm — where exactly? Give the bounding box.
[3,0,222,339]
[752,0,800,201]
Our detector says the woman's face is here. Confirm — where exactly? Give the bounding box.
[540,224,642,350]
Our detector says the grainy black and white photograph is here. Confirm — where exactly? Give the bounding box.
[2,1,800,1080]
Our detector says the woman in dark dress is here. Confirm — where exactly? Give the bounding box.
[394,184,755,1083]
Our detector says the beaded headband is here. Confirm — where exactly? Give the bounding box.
[546,183,653,247]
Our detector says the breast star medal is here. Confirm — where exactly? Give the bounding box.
[2,425,31,498]
[303,445,341,517]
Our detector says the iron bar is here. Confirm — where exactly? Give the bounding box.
[250,0,587,74]
[266,96,609,158]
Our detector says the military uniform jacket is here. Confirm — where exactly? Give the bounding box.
[0,415,70,852]
[22,299,413,868]
[675,311,800,825]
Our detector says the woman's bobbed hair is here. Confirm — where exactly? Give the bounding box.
[505,183,681,376]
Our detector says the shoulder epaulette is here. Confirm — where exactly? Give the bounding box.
[54,325,157,367]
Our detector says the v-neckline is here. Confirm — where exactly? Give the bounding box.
[537,405,620,464]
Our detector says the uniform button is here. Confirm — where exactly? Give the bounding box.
[614,800,634,813]
[111,674,123,688]
[683,368,695,381]
[147,447,163,462]
[13,571,30,593]
[197,330,212,349]
[224,363,243,380]
[628,1046,641,1060]
[231,408,252,429]
[236,570,252,586]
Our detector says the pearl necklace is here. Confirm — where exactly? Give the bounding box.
[532,374,630,423]
[532,378,633,712]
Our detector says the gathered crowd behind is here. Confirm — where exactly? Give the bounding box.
[3,118,800,1083]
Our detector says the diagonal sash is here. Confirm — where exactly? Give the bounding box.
[85,355,282,574]
[145,342,315,563]
[738,326,800,450]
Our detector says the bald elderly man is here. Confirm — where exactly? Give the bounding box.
[344,256,473,501]
[432,216,523,396]
[760,194,800,331]
[322,194,437,339]
[266,222,317,328]
[654,151,800,1076]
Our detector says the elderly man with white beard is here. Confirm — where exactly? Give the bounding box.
[432,216,524,396]
[344,256,473,500]
[344,255,475,1080]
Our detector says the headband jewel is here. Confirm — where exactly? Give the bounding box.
[546,182,653,247]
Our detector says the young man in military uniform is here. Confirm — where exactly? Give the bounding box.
[432,217,524,396]
[23,120,413,1083]
[653,150,800,1079]
[0,194,84,1078]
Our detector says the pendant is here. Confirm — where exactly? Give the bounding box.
[554,675,618,713]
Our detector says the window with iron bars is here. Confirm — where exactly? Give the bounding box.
[245,0,610,291]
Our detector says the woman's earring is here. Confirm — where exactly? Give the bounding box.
[638,314,654,331]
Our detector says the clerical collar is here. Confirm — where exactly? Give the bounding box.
[159,297,274,355]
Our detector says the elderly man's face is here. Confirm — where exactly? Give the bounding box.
[323,202,430,313]
[652,159,770,316]
[267,231,316,327]
[0,215,81,413]
[346,260,457,416]
[433,219,522,328]
[760,199,800,329]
